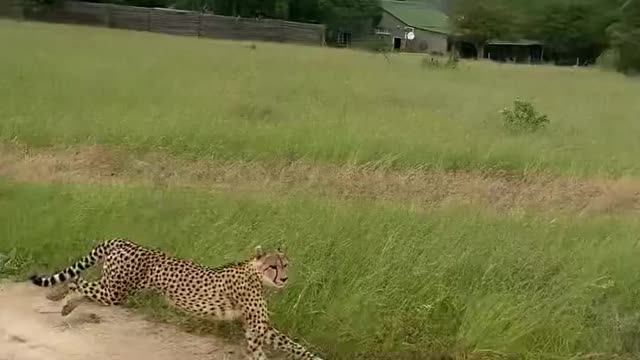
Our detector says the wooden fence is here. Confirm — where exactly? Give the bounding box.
[3,1,326,46]
[0,0,21,18]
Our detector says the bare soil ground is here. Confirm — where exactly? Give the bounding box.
[0,281,245,360]
[0,144,639,215]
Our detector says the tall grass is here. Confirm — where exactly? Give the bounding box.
[1,20,640,176]
[2,180,640,359]
[2,17,640,360]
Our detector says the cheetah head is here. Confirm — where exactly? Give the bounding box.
[253,245,289,289]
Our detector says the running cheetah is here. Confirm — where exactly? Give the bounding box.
[29,238,323,360]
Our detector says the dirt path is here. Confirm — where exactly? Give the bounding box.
[1,144,639,215]
[0,281,244,360]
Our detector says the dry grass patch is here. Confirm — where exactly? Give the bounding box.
[1,144,639,215]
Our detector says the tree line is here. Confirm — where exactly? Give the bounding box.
[452,0,640,73]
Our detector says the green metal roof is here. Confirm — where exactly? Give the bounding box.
[380,0,451,35]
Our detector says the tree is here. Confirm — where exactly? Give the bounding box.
[288,0,322,23]
[451,0,619,64]
[319,0,381,36]
[526,0,617,65]
[608,0,640,73]
[171,0,213,11]
[451,0,515,59]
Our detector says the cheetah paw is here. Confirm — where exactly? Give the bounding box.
[60,304,75,316]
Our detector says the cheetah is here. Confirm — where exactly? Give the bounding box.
[29,238,324,360]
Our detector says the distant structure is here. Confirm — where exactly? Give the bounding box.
[335,0,451,55]
[375,0,450,54]
[452,38,545,64]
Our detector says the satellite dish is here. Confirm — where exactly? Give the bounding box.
[406,31,415,40]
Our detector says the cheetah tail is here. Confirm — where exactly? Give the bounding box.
[29,238,123,287]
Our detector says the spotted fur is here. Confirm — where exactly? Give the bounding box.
[29,238,323,360]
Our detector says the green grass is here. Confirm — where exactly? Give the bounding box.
[2,17,640,360]
[2,20,640,176]
[2,180,640,359]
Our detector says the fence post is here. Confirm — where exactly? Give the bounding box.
[104,3,112,28]
[146,7,151,31]
[196,12,202,37]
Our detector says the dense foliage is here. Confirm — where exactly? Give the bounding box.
[608,0,640,73]
[452,0,639,72]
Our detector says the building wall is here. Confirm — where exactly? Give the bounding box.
[375,12,448,54]
[411,28,448,54]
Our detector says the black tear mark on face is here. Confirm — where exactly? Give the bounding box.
[264,265,279,283]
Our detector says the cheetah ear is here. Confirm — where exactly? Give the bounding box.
[276,244,286,255]
[254,245,265,259]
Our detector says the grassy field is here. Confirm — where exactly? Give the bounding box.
[2,19,640,176]
[2,180,640,359]
[1,18,640,360]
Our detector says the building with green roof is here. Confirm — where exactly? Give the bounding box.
[374,0,451,54]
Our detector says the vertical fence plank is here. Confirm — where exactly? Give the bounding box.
[146,7,150,31]
[197,12,202,37]
[104,4,112,27]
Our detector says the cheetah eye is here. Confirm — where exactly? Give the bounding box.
[269,265,277,270]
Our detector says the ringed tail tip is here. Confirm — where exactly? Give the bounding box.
[29,273,44,286]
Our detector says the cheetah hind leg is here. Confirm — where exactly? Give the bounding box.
[62,293,91,316]
[46,282,71,302]
[60,278,121,316]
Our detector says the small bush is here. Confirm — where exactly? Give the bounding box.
[421,54,458,70]
[446,53,459,69]
[0,248,32,277]
[500,98,550,133]
[358,38,391,54]
[596,48,620,71]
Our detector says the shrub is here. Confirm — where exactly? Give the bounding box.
[421,54,459,70]
[500,98,550,133]
[359,37,391,53]
[596,48,620,71]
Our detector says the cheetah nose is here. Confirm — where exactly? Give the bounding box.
[281,277,288,283]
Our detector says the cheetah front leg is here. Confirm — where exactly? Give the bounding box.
[243,323,269,360]
[238,290,323,360]
[263,326,323,360]
[242,319,323,360]
[237,294,270,359]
